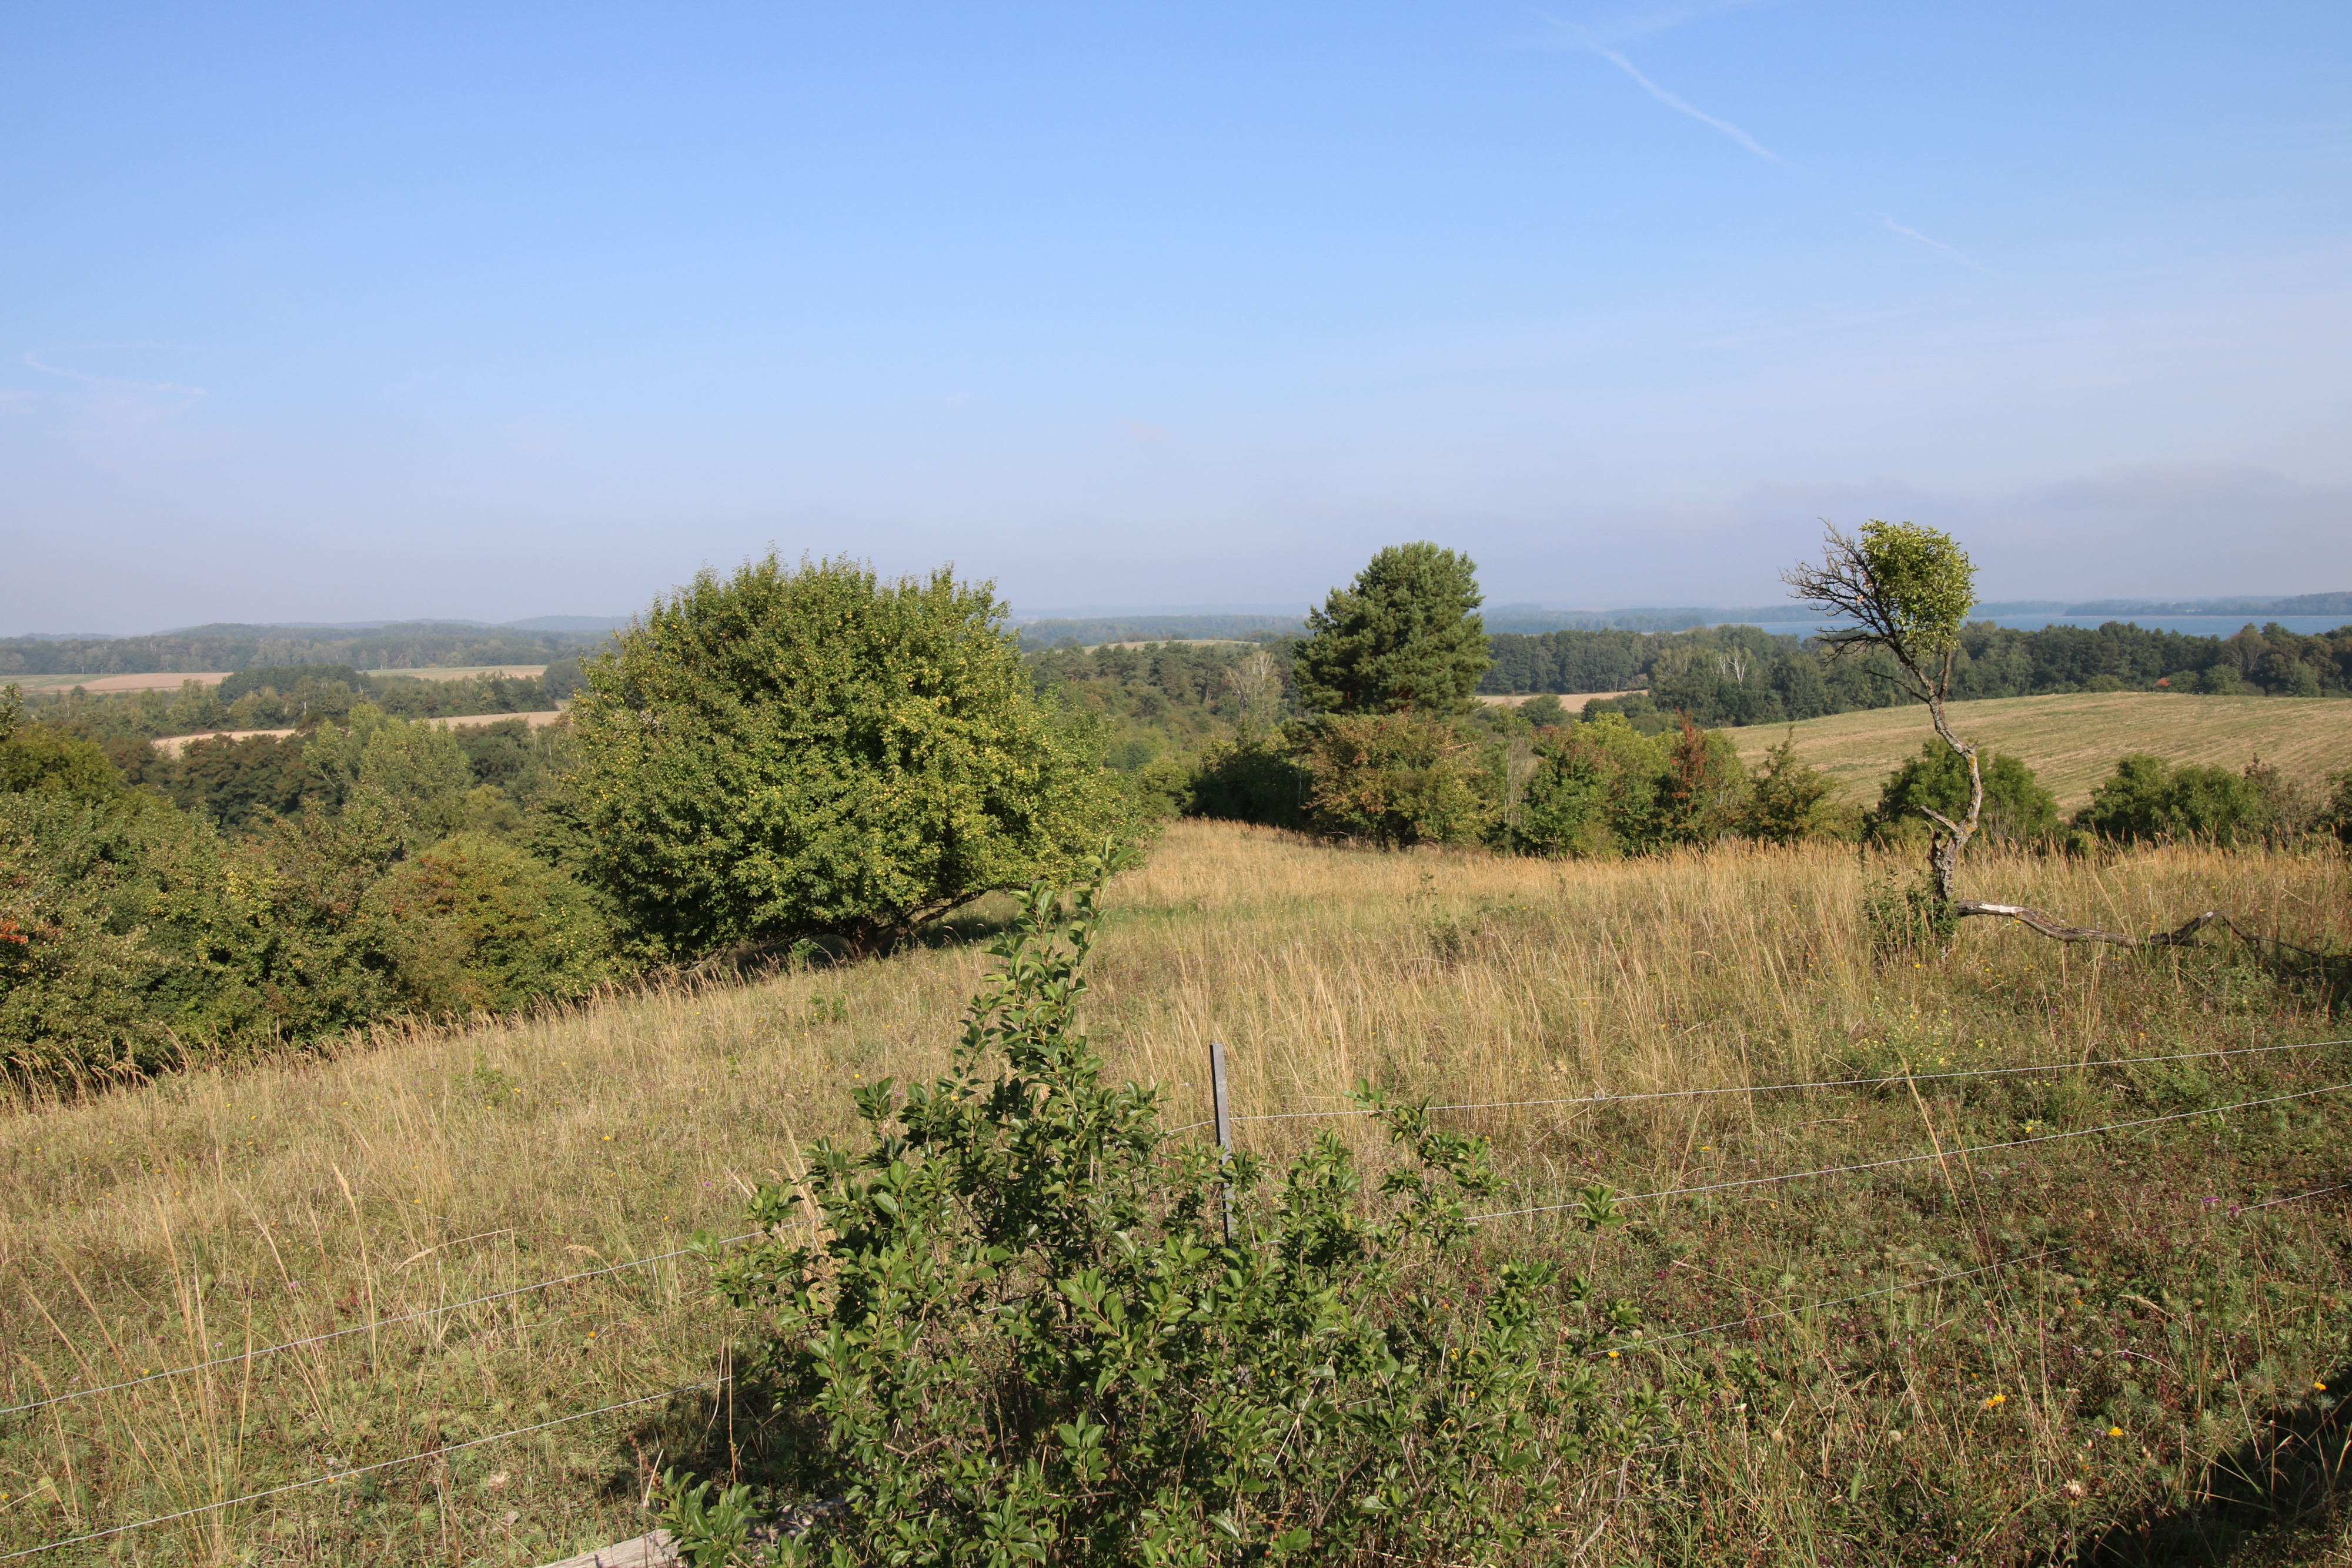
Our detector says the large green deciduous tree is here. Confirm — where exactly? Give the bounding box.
[562,554,1122,958]
[1294,543,1490,714]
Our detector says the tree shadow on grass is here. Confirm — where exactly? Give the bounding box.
[2072,1365,2352,1566]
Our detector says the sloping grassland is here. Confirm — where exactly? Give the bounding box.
[1732,691,2352,809]
[2,823,2350,1563]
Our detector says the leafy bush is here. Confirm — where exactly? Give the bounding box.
[1864,741,2058,848]
[2073,754,2310,847]
[1,764,619,1087]
[1502,734,1618,858]
[2325,769,2352,848]
[691,867,1616,1564]
[1184,733,1308,829]
[1,688,123,804]
[561,554,1124,958]
[1860,873,1961,955]
[1498,712,1749,858]
[1740,730,1838,845]
[364,832,617,1015]
[0,793,180,1083]
[1302,711,1491,847]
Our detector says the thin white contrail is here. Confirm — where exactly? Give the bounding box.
[1596,47,1788,165]
[22,345,208,398]
[1885,218,1995,273]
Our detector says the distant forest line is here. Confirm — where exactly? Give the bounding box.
[0,622,610,677]
[1038,618,2352,781]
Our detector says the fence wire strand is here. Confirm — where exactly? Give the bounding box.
[0,1380,723,1563]
[1225,1036,2352,1126]
[1600,1248,2070,1359]
[1471,1079,2352,1223]
[1,1229,784,1421]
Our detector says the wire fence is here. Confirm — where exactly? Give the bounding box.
[1594,1246,2070,1359]
[0,1225,803,1422]
[1469,1079,2352,1223]
[7,1031,2343,1559]
[1220,1035,2352,1128]
[0,1381,722,1564]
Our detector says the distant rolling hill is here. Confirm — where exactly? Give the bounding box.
[1728,692,2352,811]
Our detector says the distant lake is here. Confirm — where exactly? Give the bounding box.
[1735,614,2352,640]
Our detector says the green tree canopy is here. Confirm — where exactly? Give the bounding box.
[1294,543,1490,714]
[560,553,1124,957]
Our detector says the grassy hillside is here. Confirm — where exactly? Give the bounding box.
[1731,691,2352,809]
[3,823,2350,1563]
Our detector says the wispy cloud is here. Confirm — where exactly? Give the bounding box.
[22,345,208,400]
[1595,48,1789,164]
[1883,219,1994,274]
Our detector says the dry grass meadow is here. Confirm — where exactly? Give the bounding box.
[4,821,2351,1564]
[1731,693,2352,811]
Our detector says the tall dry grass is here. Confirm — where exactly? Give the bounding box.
[1,820,2347,1563]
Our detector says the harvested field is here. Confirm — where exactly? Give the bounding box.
[146,711,564,757]
[1731,690,2352,809]
[6,672,233,696]
[148,727,297,757]
[366,665,547,681]
[1478,689,1631,710]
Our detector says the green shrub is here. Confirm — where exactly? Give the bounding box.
[363,832,615,1015]
[0,793,176,1083]
[1185,732,1308,828]
[1502,735,1617,858]
[1498,712,1750,857]
[2073,754,2304,847]
[690,867,1613,1564]
[0,791,289,1083]
[2324,769,2352,848]
[1864,741,2058,848]
[1302,711,1492,847]
[1740,730,1838,845]
[1,687,123,804]
[1860,874,1960,955]
[560,554,1123,958]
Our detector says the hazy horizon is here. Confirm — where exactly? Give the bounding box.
[14,590,2352,643]
[7,2,2348,631]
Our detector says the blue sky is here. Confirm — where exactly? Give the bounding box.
[4,1,2347,633]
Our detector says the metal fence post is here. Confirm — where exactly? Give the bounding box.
[1210,1040,1234,1245]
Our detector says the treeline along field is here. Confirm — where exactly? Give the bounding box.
[7,543,2352,1096]
[0,623,609,680]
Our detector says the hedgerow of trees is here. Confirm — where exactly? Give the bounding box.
[5,537,2348,1093]
[0,558,1134,1088]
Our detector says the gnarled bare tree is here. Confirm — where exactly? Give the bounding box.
[1783,520,2245,950]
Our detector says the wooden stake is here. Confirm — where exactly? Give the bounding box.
[1210,1040,1234,1245]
